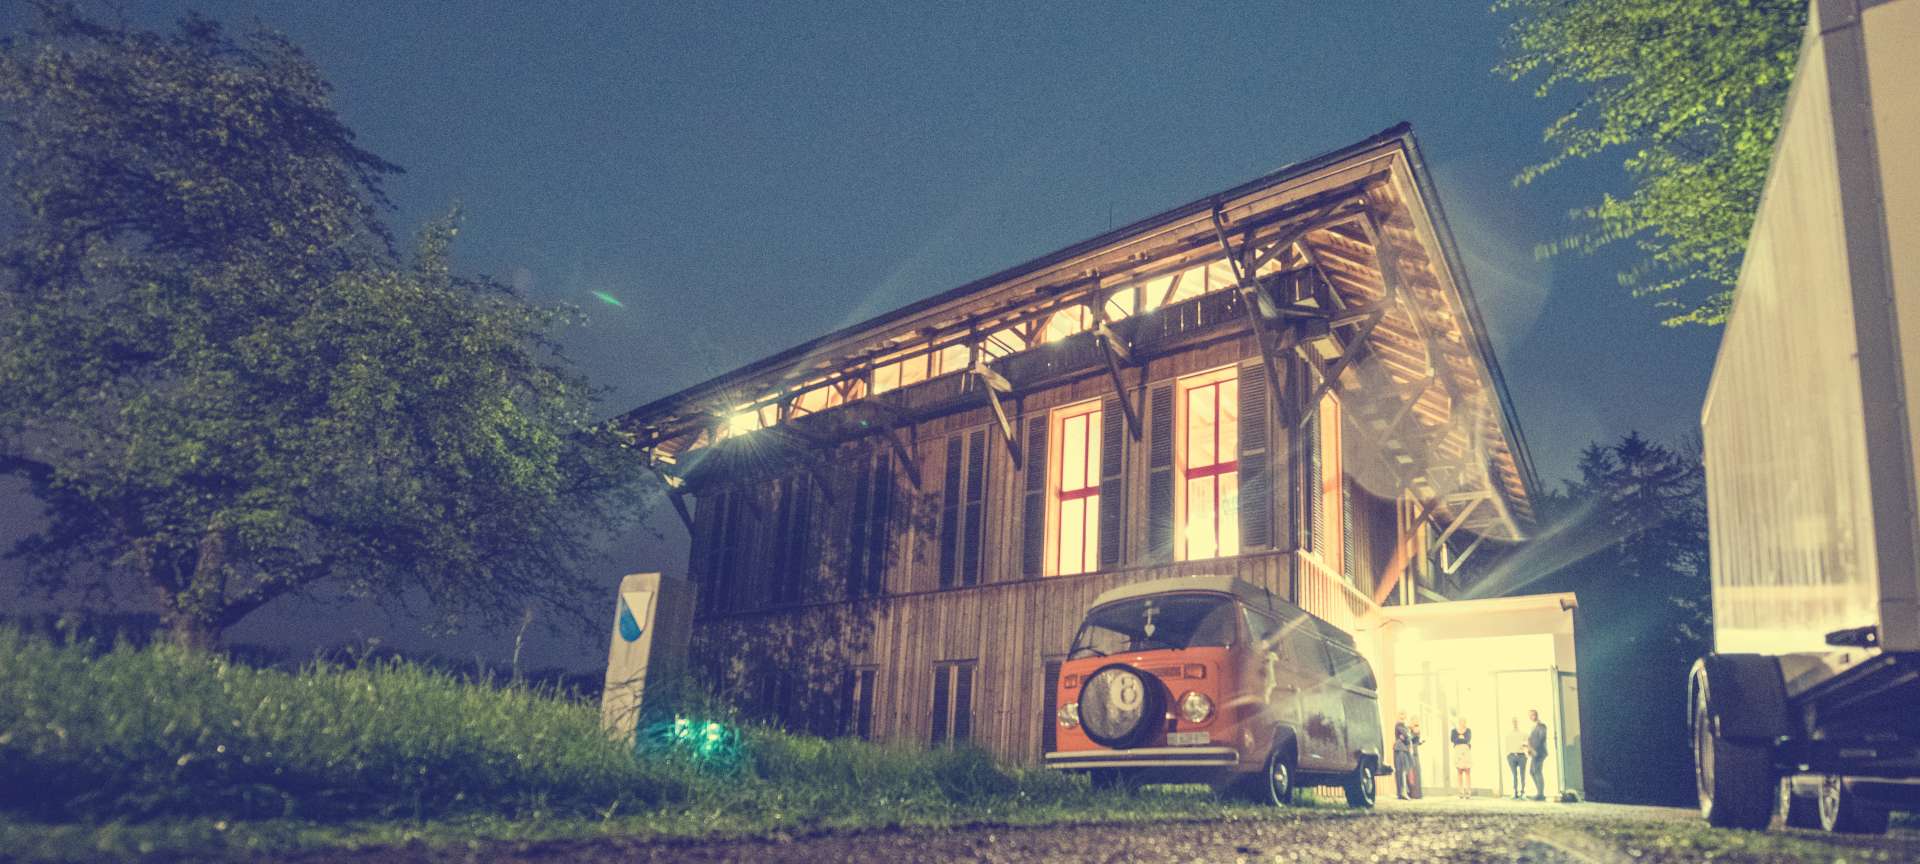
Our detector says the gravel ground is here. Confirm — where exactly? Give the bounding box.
[272,809,1920,864]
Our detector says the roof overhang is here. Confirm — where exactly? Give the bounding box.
[616,124,1538,541]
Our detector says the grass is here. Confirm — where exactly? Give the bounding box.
[0,629,1307,861]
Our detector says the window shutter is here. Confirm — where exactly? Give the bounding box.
[1041,659,1063,756]
[867,451,892,596]
[1098,395,1126,568]
[771,479,797,605]
[1022,415,1048,578]
[1342,477,1356,583]
[791,476,814,602]
[1308,410,1325,556]
[962,429,987,586]
[838,669,856,737]
[953,663,974,743]
[939,435,963,589]
[856,669,876,740]
[930,665,951,744]
[1238,363,1272,549]
[1146,382,1176,562]
[848,456,872,599]
[715,493,744,613]
[693,492,721,613]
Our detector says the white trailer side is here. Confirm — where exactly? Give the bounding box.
[1702,0,1920,662]
[1691,0,1920,835]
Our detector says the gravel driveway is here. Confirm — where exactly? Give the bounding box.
[273,804,1920,864]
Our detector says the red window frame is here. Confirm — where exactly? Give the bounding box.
[1180,372,1239,560]
[1050,402,1102,576]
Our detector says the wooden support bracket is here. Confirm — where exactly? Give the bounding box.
[970,361,1021,467]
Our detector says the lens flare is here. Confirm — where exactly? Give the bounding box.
[592,290,625,308]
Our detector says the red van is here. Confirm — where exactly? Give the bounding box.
[1044,576,1387,806]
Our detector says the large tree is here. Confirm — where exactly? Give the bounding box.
[0,3,645,647]
[1494,0,1806,326]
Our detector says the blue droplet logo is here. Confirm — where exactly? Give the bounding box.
[618,597,643,642]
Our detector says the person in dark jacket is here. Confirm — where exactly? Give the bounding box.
[1527,709,1550,800]
[1392,713,1413,799]
[1407,720,1424,798]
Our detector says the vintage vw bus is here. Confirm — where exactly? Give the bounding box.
[1044,575,1387,806]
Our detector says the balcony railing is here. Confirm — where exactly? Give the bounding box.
[1295,551,1376,634]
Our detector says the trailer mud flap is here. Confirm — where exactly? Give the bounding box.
[1695,654,1792,742]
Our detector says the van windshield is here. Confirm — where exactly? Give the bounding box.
[1068,595,1238,659]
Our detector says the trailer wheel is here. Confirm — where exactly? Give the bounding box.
[1778,776,1820,829]
[1691,660,1774,829]
[1818,775,1889,834]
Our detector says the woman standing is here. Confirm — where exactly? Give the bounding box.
[1450,718,1473,798]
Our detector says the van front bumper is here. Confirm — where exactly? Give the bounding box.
[1044,746,1242,770]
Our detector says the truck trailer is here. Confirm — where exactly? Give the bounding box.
[1692,0,1920,834]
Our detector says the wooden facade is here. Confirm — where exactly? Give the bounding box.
[618,125,1537,764]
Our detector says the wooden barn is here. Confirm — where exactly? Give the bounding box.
[618,124,1580,793]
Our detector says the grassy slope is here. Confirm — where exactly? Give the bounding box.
[0,630,1294,861]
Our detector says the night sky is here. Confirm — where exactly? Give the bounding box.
[0,2,1722,669]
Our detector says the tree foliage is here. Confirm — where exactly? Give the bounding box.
[0,3,646,646]
[1495,0,1806,326]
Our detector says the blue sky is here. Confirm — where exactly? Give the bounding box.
[1,2,1725,666]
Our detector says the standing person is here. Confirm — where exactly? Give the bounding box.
[1450,718,1472,798]
[1527,709,1550,801]
[1504,717,1528,799]
[1407,719,1424,798]
[1391,713,1413,799]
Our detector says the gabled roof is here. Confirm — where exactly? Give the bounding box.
[618,124,1538,541]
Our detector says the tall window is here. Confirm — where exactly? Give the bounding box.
[939,430,988,588]
[1179,369,1240,560]
[930,661,976,746]
[848,451,892,598]
[843,667,877,740]
[1049,402,1102,576]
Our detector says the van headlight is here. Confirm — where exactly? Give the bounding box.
[1178,691,1213,725]
[1058,702,1080,727]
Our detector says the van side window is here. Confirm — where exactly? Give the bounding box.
[1329,645,1376,690]
[1243,608,1280,649]
[1288,628,1335,677]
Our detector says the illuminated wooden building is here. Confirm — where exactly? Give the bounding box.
[619,125,1571,787]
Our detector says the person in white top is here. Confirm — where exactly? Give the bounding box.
[1504,717,1529,799]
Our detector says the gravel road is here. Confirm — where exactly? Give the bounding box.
[276,808,1920,864]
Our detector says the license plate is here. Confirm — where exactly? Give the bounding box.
[1168,732,1209,746]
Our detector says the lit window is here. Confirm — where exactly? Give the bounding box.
[1049,402,1101,576]
[1179,369,1239,560]
[726,403,776,436]
[1042,306,1092,343]
[1104,287,1135,321]
[980,326,1028,360]
[931,343,970,377]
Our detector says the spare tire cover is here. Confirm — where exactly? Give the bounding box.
[1080,664,1158,748]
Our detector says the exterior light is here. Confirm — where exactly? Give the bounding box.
[727,411,762,435]
[1179,690,1214,725]
[1058,702,1081,727]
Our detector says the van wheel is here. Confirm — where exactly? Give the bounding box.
[1818,775,1888,834]
[1260,744,1295,806]
[1778,776,1819,829]
[1692,661,1773,829]
[1344,759,1377,808]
